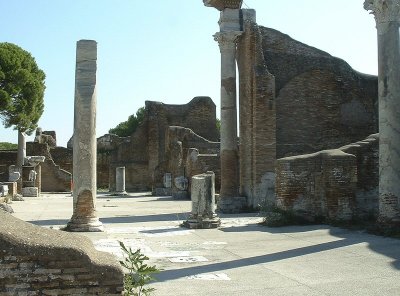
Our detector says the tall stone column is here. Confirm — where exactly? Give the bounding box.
[205,1,246,213]
[66,40,103,232]
[364,0,400,224]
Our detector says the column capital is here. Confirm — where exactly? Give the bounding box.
[214,31,243,52]
[364,0,400,23]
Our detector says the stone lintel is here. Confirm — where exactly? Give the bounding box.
[203,0,243,11]
[364,0,400,23]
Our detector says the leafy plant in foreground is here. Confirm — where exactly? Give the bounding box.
[119,241,160,296]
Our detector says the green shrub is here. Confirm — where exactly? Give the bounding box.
[119,241,160,296]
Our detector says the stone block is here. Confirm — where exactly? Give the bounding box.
[22,187,39,197]
[0,185,8,197]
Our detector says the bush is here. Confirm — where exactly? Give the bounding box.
[119,241,160,296]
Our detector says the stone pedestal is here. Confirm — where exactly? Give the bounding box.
[1,182,16,199]
[365,0,400,224]
[115,167,127,196]
[22,187,38,197]
[66,40,103,232]
[183,172,221,229]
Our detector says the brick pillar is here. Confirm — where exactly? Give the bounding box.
[66,40,103,232]
[365,0,400,224]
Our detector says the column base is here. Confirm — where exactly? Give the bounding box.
[217,196,247,214]
[65,216,104,232]
[113,191,128,196]
[183,215,221,229]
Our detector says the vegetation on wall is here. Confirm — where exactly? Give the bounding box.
[109,107,145,137]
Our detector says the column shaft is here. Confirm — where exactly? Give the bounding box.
[67,40,103,232]
[219,38,239,198]
[365,0,400,223]
[378,21,400,221]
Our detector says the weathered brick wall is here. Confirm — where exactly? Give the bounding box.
[0,211,123,295]
[259,26,378,158]
[27,143,71,192]
[237,20,276,208]
[276,134,378,221]
[340,134,379,218]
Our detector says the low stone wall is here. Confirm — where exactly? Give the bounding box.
[276,134,378,221]
[0,211,123,295]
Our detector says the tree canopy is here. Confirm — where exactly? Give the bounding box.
[0,42,46,135]
[109,107,145,137]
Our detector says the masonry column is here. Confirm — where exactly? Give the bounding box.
[115,167,127,195]
[204,0,246,213]
[66,40,103,232]
[365,0,400,224]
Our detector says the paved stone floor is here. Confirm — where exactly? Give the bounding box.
[10,193,400,296]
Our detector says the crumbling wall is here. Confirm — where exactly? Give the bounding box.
[276,134,379,221]
[259,27,378,158]
[27,142,71,192]
[109,97,219,193]
[162,126,220,197]
[0,211,123,295]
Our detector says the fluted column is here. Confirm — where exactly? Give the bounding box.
[365,0,400,224]
[67,40,103,232]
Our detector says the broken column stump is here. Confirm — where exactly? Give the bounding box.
[183,171,221,229]
[115,167,127,196]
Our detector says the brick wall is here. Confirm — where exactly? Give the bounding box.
[259,26,378,158]
[0,211,123,295]
[236,23,378,209]
[276,134,378,221]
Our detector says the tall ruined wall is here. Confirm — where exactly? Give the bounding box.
[276,134,379,221]
[237,23,378,206]
[237,20,276,208]
[259,27,378,158]
[0,211,123,295]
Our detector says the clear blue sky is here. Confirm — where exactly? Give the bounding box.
[0,0,377,147]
